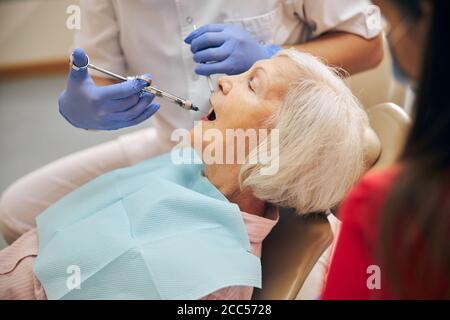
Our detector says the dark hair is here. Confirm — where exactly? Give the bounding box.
[380,0,450,298]
[393,0,424,22]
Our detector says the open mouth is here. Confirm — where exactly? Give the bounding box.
[207,108,216,121]
[202,98,216,121]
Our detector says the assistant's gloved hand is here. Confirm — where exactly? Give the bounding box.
[184,24,282,76]
[58,48,160,130]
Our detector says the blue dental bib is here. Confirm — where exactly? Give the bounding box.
[33,148,261,300]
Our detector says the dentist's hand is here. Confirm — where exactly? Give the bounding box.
[184,24,282,76]
[58,48,160,130]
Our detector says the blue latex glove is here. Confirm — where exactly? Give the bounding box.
[58,48,160,130]
[184,24,282,76]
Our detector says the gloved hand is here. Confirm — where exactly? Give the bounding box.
[58,48,160,130]
[184,24,282,76]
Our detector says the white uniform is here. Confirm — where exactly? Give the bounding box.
[76,0,381,144]
[0,0,381,299]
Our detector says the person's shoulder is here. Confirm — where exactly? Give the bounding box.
[338,165,402,224]
[356,165,401,195]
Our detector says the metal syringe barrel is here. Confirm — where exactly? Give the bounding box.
[85,61,198,111]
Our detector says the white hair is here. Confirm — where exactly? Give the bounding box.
[240,49,369,214]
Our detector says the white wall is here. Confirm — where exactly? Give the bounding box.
[0,0,79,65]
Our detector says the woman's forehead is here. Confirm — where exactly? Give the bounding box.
[256,56,300,101]
[257,56,299,74]
[252,56,300,86]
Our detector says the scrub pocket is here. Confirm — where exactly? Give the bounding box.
[224,4,287,45]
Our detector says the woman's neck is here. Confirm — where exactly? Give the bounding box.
[204,164,266,217]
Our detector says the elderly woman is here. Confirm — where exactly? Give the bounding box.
[0,50,371,300]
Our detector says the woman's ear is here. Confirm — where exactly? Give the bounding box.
[363,127,382,170]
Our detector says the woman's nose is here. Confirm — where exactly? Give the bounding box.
[217,77,232,95]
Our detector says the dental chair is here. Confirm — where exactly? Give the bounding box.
[252,102,410,300]
[347,35,407,109]
[365,103,410,170]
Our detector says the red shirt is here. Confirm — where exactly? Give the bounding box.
[321,167,400,299]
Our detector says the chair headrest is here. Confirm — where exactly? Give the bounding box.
[366,103,411,170]
[363,126,382,170]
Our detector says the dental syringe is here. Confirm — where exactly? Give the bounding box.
[70,55,199,112]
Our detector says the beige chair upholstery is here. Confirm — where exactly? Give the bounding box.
[366,102,411,170]
[252,209,333,300]
[347,35,407,109]
[252,103,410,300]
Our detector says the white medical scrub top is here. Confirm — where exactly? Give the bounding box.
[75,0,381,144]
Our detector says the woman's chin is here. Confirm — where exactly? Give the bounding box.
[190,120,215,139]
[188,125,210,155]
